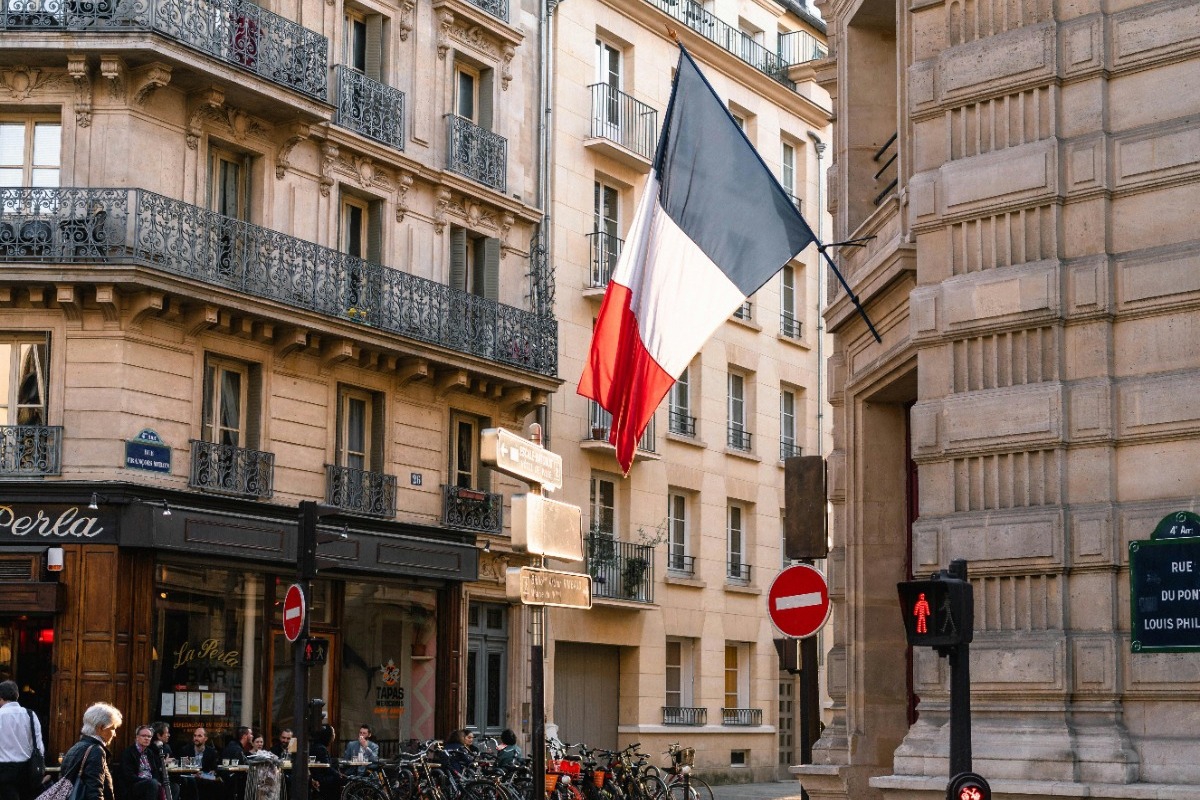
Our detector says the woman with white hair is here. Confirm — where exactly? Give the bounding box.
[59,702,122,800]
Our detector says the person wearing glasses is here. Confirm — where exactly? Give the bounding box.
[119,725,166,800]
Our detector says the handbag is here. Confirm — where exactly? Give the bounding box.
[35,745,96,800]
[26,709,46,790]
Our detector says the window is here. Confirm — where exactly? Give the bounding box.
[209,146,251,220]
[0,335,48,425]
[202,356,254,447]
[667,492,689,572]
[727,503,746,580]
[780,388,799,460]
[781,141,796,195]
[727,371,750,451]
[596,39,622,128]
[0,119,60,187]
[665,637,695,708]
[781,264,801,338]
[590,473,617,539]
[668,366,694,436]
[450,413,487,489]
[336,386,383,472]
[467,601,508,735]
[449,226,500,300]
[342,194,383,313]
[455,63,494,129]
[724,641,749,708]
[344,12,383,80]
[593,181,620,284]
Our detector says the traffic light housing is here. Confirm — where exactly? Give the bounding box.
[298,501,346,579]
[946,772,991,800]
[898,572,973,648]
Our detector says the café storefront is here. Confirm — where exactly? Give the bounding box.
[0,483,477,758]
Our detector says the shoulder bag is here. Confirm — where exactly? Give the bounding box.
[35,744,96,800]
[26,709,46,791]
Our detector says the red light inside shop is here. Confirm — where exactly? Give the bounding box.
[37,628,54,644]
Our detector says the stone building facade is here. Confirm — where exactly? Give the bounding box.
[797,0,1200,798]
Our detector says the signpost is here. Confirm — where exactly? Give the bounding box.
[283,583,305,643]
[506,567,592,609]
[768,564,831,639]
[1130,511,1200,653]
[512,493,584,562]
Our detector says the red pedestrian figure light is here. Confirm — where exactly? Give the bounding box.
[913,592,931,634]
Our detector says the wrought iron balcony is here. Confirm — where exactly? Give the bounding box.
[727,425,752,451]
[0,425,62,476]
[442,484,503,533]
[733,300,753,321]
[587,533,654,603]
[778,29,828,66]
[780,439,802,461]
[0,0,328,100]
[334,66,405,151]
[189,440,274,498]
[446,116,507,193]
[588,402,655,453]
[0,188,557,378]
[588,83,658,161]
[780,311,802,339]
[721,707,763,726]
[326,464,397,518]
[587,231,621,289]
[663,706,707,726]
[668,409,695,437]
[727,561,751,582]
[642,0,793,89]
[666,553,695,576]
[464,0,507,22]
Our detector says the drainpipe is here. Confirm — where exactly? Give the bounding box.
[807,132,826,453]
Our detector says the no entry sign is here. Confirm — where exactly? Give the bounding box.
[283,583,306,642]
[768,564,831,639]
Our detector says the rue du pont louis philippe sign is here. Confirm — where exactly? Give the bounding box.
[1130,511,1200,652]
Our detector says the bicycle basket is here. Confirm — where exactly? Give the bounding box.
[672,748,695,769]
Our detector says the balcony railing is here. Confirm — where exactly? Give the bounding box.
[189,440,274,498]
[589,83,658,161]
[780,439,802,461]
[780,311,802,339]
[588,402,655,453]
[666,553,695,576]
[668,409,695,437]
[464,0,507,22]
[642,0,793,88]
[0,188,557,378]
[442,484,503,533]
[587,231,622,289]
[0,425,62,476]
[727,425,752,451]
[733,300,753,321]
[727,561,751,582]
[873,132,899,207]
[778,29,828,66]
[334,66,405,151]
[326,464,397,518]
[446,116,507,193]
[0,0,328,100]
[663,706,707,726]
[722,707,763,726]
[587,533,655,603]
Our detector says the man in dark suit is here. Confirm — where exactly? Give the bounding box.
[219,728,252,800]
[268,729,292,759]
[119,725,165,800]
[177,727,220,800]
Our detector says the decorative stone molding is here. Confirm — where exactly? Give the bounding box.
[275,121,311,179]
[0,66,67,101]
[222,107,269,142]
[395,170,415,221]
[501,44,515,90]
[433,187,452,233]
[451,23,500,59]
[130,61,172,106]
[186,87,225,150]
[352,155,376,188]
[499,212,514,258]
[437,9,455,59]
[477,551,511,583]
[67,55,92,127]
[397,0,415,40]
[319,142,339,197]
[99,56,125,100]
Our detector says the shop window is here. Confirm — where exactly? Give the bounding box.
[0,118,61,187]
[0,334,49,425]
[466,601,508,735]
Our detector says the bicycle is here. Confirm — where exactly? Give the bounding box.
[660,745,712,800]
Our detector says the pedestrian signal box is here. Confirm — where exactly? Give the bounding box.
[946,772,991,800]
[898,574,973,648]
[303,636,329,666]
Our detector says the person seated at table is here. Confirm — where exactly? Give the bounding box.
[219,728,252,800]
[249,735,264,756]
[151,722,179,800]
[119,725,166,800]
[269,729,292,759]
[177,728,220,800]
[308,725,343,800]
[341,724,378,775]
[494,729,522,771]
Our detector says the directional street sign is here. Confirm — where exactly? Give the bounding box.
[481,427,563,491]
[506,567,593,609]
[283,583,305,642]
[768,564,831,639]
[512,493,584,562]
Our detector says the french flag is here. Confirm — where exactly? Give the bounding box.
[578,47,817,474]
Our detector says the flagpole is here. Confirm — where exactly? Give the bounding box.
[816,241,882,343]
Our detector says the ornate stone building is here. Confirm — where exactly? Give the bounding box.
[798,0,1200,797]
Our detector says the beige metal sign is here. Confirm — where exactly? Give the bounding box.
[512,493,584,562]
[506,567,593,609]
[481,427,563,491]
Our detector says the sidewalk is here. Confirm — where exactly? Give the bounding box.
[710,781,804,800]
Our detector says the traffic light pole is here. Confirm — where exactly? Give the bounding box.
[946,560,971,777]
[292,501,316,800]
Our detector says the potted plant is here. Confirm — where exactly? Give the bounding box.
[622,556,649,598]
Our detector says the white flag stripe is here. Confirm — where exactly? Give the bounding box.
[776,591,822,611]
[284,607,301,621]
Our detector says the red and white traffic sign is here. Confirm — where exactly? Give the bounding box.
[768,564,831,639]
[283,583,306,642]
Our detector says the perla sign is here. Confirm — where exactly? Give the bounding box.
[0,504,116,543]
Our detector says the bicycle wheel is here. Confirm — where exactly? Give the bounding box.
[342,779,389,800]
[666,778,713,800]
[460,780,504,800]
[636,775,668,800]
[393,768,417,800]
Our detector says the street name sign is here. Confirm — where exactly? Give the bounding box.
[481,427,563,491]
[506,567,592,609]
[768,564,831,639]
[512,493,584,562]
[283,583,305,642]
[1130,534,1200,652]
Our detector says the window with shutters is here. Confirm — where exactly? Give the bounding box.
[0,118,60,188]
[448,225,500,301]
[341,192,383,316]
[455,63,495,130]
[201,355,262,448]
[336,385,383,472]
[344,10,384,81]
[450,412,489,490]
[0,334,49,426]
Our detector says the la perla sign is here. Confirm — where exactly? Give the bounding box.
[0,504,106,539]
